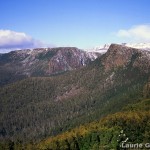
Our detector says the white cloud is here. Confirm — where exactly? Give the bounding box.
[116,25,150,42]
[0,30,44,50]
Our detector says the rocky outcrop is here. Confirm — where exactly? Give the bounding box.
[102,44,150,72]
[0,47,101,86]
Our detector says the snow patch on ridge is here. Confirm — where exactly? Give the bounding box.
[86,43,150,54]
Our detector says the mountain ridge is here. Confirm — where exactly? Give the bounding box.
[0,47,101,86]
[0,44,150,145]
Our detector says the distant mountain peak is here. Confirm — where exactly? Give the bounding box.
[90,42,150,54]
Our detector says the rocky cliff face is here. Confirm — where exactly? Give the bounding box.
[45,47,99,74]
[1,44,150,87]
[0,47,101,86]
[101,44,150,72]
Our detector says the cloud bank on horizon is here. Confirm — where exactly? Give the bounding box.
[0,30,46,52]
[0,24,150,53]
[116,25,150,42]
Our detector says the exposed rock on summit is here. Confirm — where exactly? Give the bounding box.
[101,44,150,72]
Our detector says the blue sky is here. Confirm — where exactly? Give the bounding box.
[0,0,150,52]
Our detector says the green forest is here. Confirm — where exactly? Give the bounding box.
[1,98,150,150]
[0,45,150,150]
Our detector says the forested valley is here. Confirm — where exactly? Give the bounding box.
[0,44,150,150]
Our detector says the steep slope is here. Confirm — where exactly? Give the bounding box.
[0,44,150,143]
[30,99,150,150]
[1,98,150,150]
[0,47,101,86]
[101,44,150,72]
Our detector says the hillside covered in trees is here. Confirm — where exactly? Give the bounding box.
[30,98,150,150]
[0,44,150,149]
